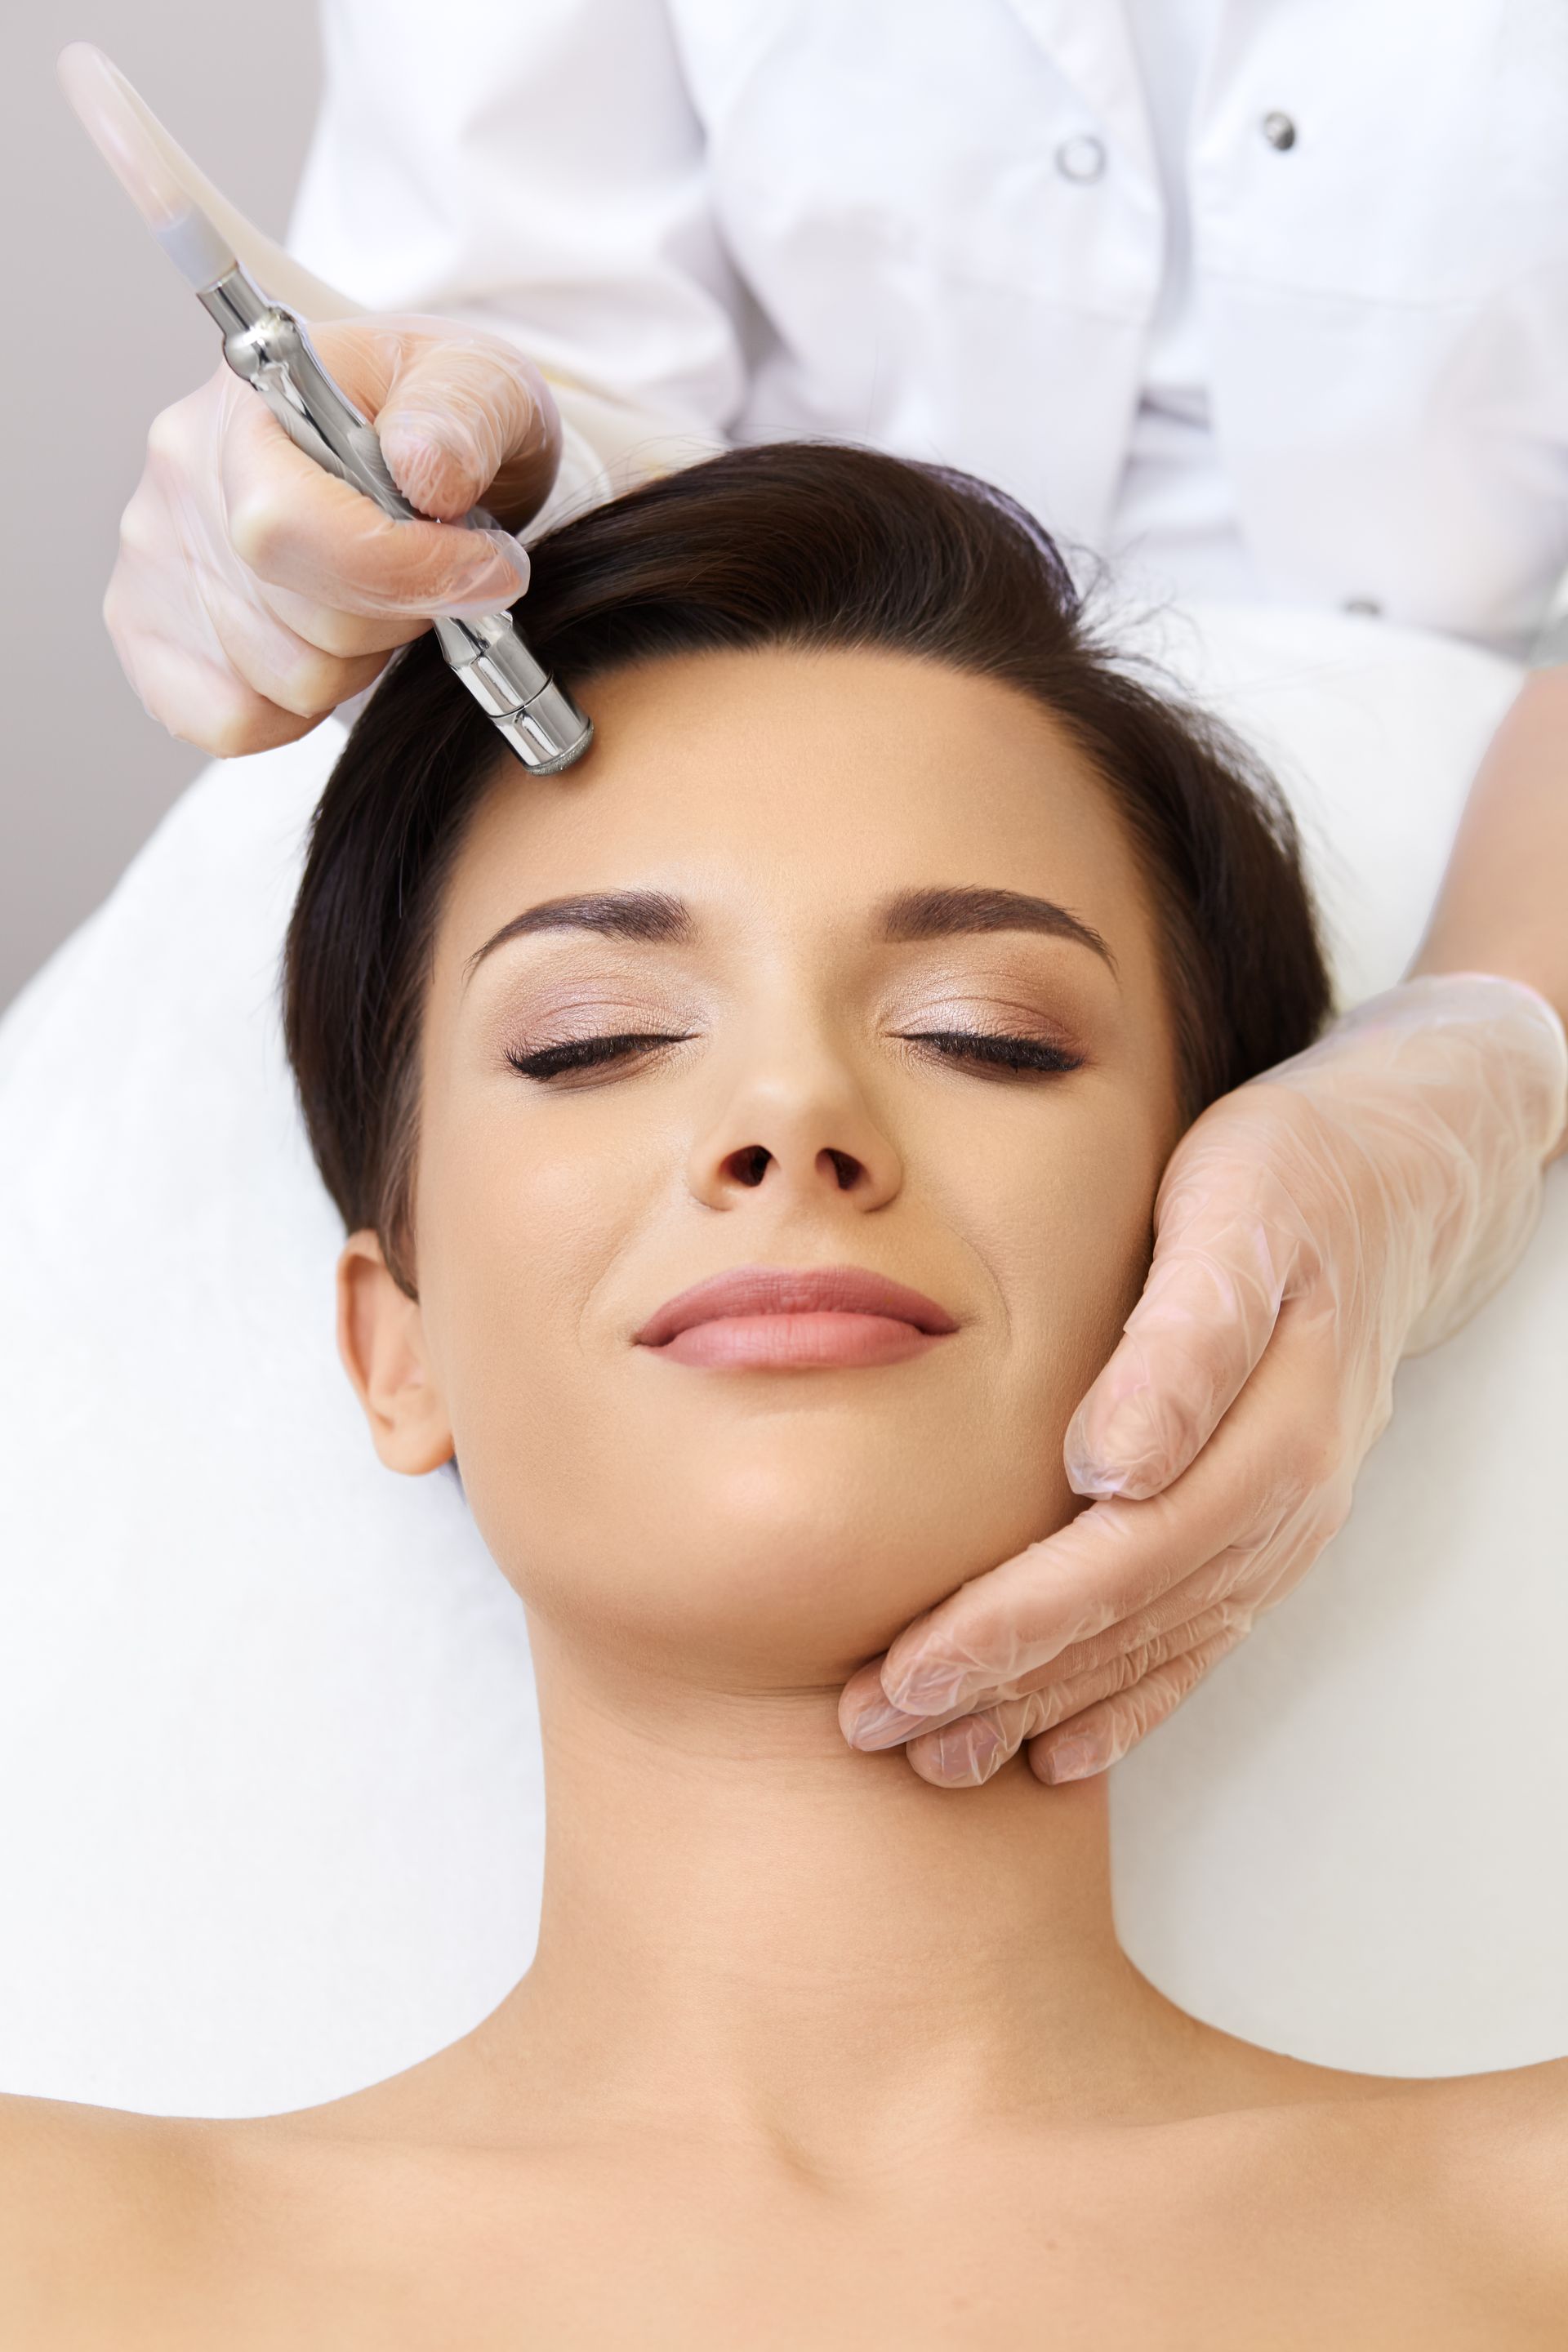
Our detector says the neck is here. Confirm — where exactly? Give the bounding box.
[452,1619,1208,2176]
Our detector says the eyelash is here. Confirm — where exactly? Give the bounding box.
[505,1029,1083,1083]
[506,1032,695,1080]
[906,1030,1083,1076]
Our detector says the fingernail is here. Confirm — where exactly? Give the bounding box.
[383,427,466,517]
[933,1722,1004,1784]
[1074,1397,1147,1461]
[884,1657,972,1713]
[845,1698,924,1751]
[444,532,531,615]
[491,529,532,588]
[1037,1735,1107,1784]
[1064,1401,1152,1496]
[1064,1457,1128,1499]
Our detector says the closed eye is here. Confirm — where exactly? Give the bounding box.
[898,1030,1084,1077]
[506,1027,1084,1086]
[506,1031,695,1082]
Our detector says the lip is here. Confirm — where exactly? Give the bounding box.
[633,1263,960,1370]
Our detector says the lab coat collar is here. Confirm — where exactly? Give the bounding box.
[999,0,1159,188]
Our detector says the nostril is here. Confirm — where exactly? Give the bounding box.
[723,1144,772,1187]
[824,1149,862,1191]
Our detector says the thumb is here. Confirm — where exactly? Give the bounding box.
[1064,1145,1298,1500]
[373,324,561,523]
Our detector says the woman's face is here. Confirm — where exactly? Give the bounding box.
[343,646,1185,1688]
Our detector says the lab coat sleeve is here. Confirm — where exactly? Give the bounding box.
[287,0,745,519]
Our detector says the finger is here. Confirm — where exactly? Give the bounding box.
[198,568,393,719]
[956,1451,1343,1757]
[1063,1135,1301,1503]
[252,581,433,659]
[116,630,323,758]
[372,329,559,521]
[878,1478,1241,1717]
[842,1542,1247,1751]
[901,1605,1249,1789]
[999,1550,1256,1696]
[222,393,531,617]
[1027,1619,1252,1784]
[838,1654,986,1751]
[109,448,336,755]
[878,1298,1349,1722]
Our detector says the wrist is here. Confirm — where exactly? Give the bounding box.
[1250,972,1568,1351]
[1376,973,1568,1163]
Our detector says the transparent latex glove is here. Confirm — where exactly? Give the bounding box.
[105,315,560,755]
[840,972,1568,1788]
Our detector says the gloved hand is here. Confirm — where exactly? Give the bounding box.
[105,316,559,755]
[840,971,1568,1788]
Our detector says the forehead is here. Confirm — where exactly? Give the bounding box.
[436,644,1161,978]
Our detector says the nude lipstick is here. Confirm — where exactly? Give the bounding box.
[633,1264,960,1370]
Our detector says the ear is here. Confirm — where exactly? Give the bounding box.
[335,1230,455,1475]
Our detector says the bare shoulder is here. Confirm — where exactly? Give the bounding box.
[0,2088,222,2340]
[0,2080,220,2202]
[1389,2057,1568,2320]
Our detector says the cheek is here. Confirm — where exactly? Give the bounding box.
[915,1076,1164,1498]
[1006,1125,1157,1379]
[412,1096,662,1562]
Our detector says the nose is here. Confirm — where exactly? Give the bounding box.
[686,1032,903,1215]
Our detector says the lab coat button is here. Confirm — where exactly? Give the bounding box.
[1055,134,1107,183]
[1262,110,1298,150]
[1342,596,1383,617]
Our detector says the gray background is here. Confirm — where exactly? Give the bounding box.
[1,2,321,1015]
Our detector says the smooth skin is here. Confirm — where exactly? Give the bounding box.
[109,320,1568,1797]
[4,648,1564,2347]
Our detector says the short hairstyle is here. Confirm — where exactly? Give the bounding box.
[283,442,1331,1295]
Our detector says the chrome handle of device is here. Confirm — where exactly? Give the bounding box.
[196,265,593,773]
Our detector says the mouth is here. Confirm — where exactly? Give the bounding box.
[633,1263,961,1370]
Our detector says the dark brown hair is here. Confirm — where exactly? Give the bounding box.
[283,441,1330,1294]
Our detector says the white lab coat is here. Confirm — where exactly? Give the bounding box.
[290,0,1568,657]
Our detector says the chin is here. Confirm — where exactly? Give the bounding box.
[483,1433,1077,1686]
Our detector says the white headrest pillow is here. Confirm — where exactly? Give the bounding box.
[0,601,1561,2114]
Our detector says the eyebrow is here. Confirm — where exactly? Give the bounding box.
[464,882,1117,984]
[464,889,693,985]
[877,884,1117,973]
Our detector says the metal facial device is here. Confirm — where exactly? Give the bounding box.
[59,43,592,774]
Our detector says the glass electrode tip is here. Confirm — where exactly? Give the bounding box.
[57,42,235,290]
